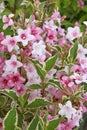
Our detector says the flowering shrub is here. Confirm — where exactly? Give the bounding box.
[0,0,87,130]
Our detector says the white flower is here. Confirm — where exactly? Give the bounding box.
[4,54,22,74]
[59,101,76,120]
[32,40,46,57]
[66,26,82,41]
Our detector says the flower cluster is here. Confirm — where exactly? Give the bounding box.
[0,1,87,130]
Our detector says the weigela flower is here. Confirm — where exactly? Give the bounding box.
[71,73,87,84]
[4,54,22,74]
[17,28,34,46]
[66,26,82,41]
[43,20,57,31]
[78,0,84,9]
[29,23,42,41]
[14,84,26,96]
[25,63,41,85]
[46,30,57,45]
[2,14,14,30]
[8,73,25,87]
[0,75,10,89]
[1,35,19,52]
[77,44,87,59]
[59,101,77,120]
[32,40,46,61]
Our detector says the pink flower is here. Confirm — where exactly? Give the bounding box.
[1,35,19,52]
[29,24,42,41]
[71,73,87,84]
[66,26,82,41]
[17,28,34,46]
[79,57,87,69]
[4,54,22,74]
[43,20,57,31]
[0,75,10,89]
[2,14,14,30]
[59,101,77,120]
[14,84,26,96]
[8,73,25,87]
[77,44,87,59]
[46,30,57,45]
[78,0,84,9]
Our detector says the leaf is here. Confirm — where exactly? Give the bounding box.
[27,98,51,108]
[0,95,7,108]
[3,107,17,130]
[67,42,78,63]
[29,59,46,80]
[6,0,14,7]
[46,118,62,130]
[17,110,23,129]
[47,79,63,90]
[0,89,19,103]
[29,84,42,89]
[45,55,57,72]
[27,114,39,130]
[37,122,43,130]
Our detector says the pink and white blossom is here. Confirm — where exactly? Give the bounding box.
[17,28,34,46]
[59,101,77,120]
[1,35,19,52]
[4,54,22,74]
[2,14,14,30]
[66,26,82,41]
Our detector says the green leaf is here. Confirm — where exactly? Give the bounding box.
[29,84,42,89]
[6,0,14,7]
[17,110,23,129]
[0,89,19,103]
[67,42,78,63]
[45,55,57,72]
[27,114,39,130]
[3,107,17,130]
[29,59,46,80]
[37,122,43,130]
[0,95,7,109]
[46,118,62,130]
[27,98,51,108]
[47,79,63,90]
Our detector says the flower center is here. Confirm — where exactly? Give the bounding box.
[21,33,27,40]
[48,35,54,39]
[10,39,15,45]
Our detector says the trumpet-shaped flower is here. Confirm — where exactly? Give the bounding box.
[4,54,22,74]
[17,28,34,46]
[32,40,46,61]
[2,14,14,30]
[59,101,76,120]
[1,35,19,52]
[66,26,82,41]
